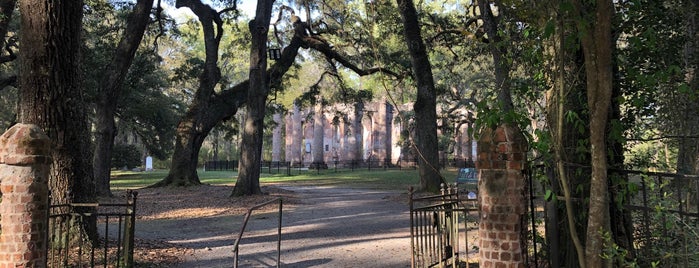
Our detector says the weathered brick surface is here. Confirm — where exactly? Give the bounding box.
[477,124,527,268]
[0,124,51,267]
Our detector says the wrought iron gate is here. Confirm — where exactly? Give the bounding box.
[409,184,473,268]
[46,190,137,268]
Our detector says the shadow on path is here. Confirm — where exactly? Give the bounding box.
[167,185,412,267]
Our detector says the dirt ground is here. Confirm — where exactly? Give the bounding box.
[101,184,297,267]
[104,184,479,267]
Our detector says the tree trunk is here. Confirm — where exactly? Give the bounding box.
[608,59,635,260]
[232,0,274,196]
[546,52,589,268]
[676,0,699,176]
[396,0,442,193]
[544,5,590,266]
[478,0,514,112]
[152,83,248,187]
[93,0,154,197]
[152,0,224,187]
[159,114,208,185]
[18,0,96,240]
[575,0,614,266]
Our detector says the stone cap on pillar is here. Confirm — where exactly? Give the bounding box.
[0,123,52,166]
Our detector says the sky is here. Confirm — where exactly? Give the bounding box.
[162,0,257,22]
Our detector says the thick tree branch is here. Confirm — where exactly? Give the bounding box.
[0,75,16,90]
[218,6,238,16]
[627,135,699,142]
[310,70,340,89]
[0,0,16,49]
[213,16,400,123]
[153,0,164,48]
[301,35,400,78]
[271,5,297,49]
[0,53,14,64]
[176,0,222,98]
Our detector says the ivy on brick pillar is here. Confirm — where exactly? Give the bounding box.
[476,123,527,268]
[0,124,52,268]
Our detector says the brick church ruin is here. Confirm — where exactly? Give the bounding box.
[270,99,475,168]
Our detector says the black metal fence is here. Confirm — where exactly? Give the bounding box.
[205,160,239,171]
[527,166,699,267]
[46,191,137,268]
[204,158,475,175]
[620,169,699,266]
[259,159,420,174]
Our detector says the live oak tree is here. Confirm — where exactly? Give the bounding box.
[395,0,443,192]
[152,0,234,187]
[231,0,274,196]
[92,0,155,197]
[231,3,400,195]
[153,0,397,191]
[18,0,97,239]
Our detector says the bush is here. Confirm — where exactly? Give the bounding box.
[112,144,142,169]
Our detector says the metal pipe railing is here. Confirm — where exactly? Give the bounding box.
[233,197,283,268]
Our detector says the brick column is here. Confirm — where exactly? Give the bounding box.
[0,124,52,268]
[476,123,527,268]
[271,113,282,162]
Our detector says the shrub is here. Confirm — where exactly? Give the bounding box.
[112,144,142,169]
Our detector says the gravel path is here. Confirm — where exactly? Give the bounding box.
[137,186,412,267]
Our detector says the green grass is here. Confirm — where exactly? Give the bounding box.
[110,168,461,190]
[110,169,236,189]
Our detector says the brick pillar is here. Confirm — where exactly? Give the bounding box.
[0,124,52,268]
[310,103,327,169]
[286,105,303,166]
[476,123,527,268]
[271,113,282,162]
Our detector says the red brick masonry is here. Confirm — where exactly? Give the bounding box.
[0,124,51,268]
[476,124,527,268]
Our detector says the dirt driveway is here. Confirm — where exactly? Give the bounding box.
[126,185,412,267]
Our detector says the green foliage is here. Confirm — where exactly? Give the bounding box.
[630,175,699,267]
[600,230,645,267]
[111,144,143,169]
[473,100,530,137]
[81,0,182,160]
[617,0,697,174]
[117,50,180,159]
[0,87,16,130]
[625,139,675,171]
